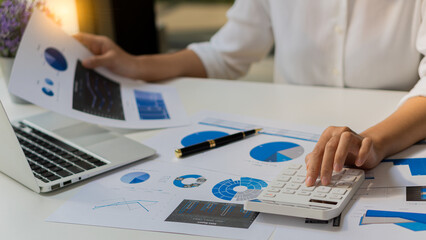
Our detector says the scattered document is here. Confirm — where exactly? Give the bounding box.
[270,187,426,240]
[9,10,188,129]
[47,112,324,239]
[47,111,426,239]
[47,160,275,240]
[363,144,426,188]
[143,111,322,181]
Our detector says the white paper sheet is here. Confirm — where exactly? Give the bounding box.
[270,187,426,240]
[47,160,275,240]
[362,144,426,188]
[143,111,322,181]
[47,112,325,239]
[9,10,189,129]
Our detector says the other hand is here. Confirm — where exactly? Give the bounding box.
[73,32,140,79]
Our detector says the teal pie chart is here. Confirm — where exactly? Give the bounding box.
[250,141,304,162]
[120,172,150,184]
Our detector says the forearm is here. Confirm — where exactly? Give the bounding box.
[135,49,207,81]
[361,96,426,161]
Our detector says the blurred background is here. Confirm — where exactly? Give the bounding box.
[44,0,273,83]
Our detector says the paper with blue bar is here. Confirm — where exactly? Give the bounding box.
[360,210,426,231]
[8,10,189,129]
[363,144,426,188]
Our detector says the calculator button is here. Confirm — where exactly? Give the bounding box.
[271,182,286,188]
[297,170,307,177]
[288,164,302,170]
[346,169,362,175]
[331,188,347,195]
[300,186,316,192]
[292,177,305,183]
[341,176,357,182]
[263,193,276,198]
[277,176,291,182]
[312,193,326,198]
[316,186,331,193]
[281,189,295,194]
[286,183,301,190]
[282,170,297,176]
[267,188,281,193]
[335,182,352,188]
[297,191,311,196]
[329,194,343,200]
[331,174,342,180]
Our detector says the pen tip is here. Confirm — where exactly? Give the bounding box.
[255,128,262,134]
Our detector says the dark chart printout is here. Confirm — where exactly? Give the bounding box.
[165,199,259,229]
[406,186,426,201]
[73,60,125,120]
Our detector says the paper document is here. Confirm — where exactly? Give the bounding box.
[9,10,188,129]
[48,111,325,239]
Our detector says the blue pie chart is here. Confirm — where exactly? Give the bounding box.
[181,131,229,147]
[44,47,68,71]
[120,172,150,184]
[250,141,304,162]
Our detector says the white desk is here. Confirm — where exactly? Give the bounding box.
[0,76,407,240]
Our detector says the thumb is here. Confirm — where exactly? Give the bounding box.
[82,52,114,69]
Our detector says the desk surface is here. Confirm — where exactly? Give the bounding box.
[0,76,407,240]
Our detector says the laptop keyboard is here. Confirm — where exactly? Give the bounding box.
[12,122,107,183]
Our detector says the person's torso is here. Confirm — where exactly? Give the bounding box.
[269,0,422,90]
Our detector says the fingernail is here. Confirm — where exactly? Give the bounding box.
[321,176,330,186]
[305,176,313,186]
[333,163,341,172]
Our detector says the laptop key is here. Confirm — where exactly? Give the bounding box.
[67,165,84,174]
[46,175,60,181]
[34,174,49,183]
[74,161,95,170]
[56,170,72,177]
[92,160,106,167]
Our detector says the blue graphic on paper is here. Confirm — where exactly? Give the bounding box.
[120,172,150,184]
[364,210,426,231]
[181,131,228,147]
[212,177,267,201]
[41,87,54,97]
[250,141,304,162]
[173,174,207,188]
[422,188,426,200]
[44,47,68,71]
[383,158,426,176]
[45,78,54,86]
[134,90,170,120]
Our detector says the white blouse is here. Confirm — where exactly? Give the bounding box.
[188,0,426,103]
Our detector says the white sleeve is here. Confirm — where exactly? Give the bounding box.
[399,1,426,105]
[188,0,274,80]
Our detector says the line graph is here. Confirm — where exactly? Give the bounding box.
[93,199,159,212]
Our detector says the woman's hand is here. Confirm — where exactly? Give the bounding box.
[304,126,383,186]
[74,32,207,81]
[74,33,141,79]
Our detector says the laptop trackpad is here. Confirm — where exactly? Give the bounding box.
[53,122,118,147]
[85,137,155,163]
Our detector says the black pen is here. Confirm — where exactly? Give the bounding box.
[175,128,262,158]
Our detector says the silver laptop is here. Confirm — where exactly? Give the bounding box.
[0,101,156,193]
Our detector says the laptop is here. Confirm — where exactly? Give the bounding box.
[0,101,156,193]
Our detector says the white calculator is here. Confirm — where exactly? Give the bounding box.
[244,164,364,220]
